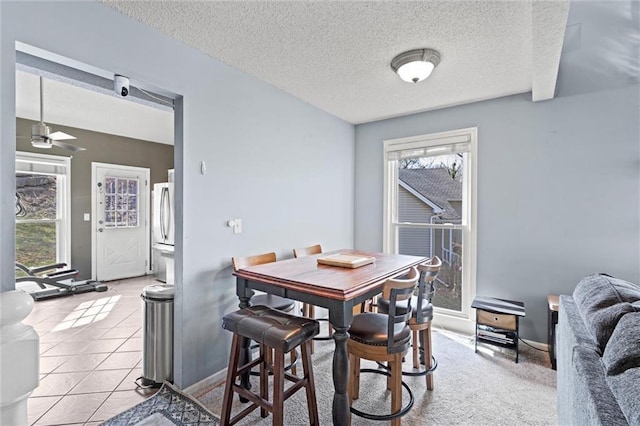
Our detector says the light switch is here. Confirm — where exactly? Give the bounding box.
[227,218,242,234]
[84,213,91,221]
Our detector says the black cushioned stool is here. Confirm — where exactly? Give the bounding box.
[377,257,442,390]
[221,305,320,426]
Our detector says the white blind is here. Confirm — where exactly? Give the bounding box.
[386,134,470,162]
[16,152,69,175]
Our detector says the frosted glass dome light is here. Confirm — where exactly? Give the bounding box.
[391,49,441,83]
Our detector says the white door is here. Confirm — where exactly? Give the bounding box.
[92,163,150,281]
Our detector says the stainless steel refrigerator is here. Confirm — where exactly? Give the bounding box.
[152,182,174,283]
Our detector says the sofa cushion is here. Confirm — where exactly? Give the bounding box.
[606,367,640,425]
[573,274,640,350]
[602,312,640,376]
[557,297,601,425]
[571,346,629,425]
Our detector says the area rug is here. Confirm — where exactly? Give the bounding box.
[101,382,219,426]
[195,328,557,425]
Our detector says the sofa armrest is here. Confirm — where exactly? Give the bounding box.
[557,296,628,425]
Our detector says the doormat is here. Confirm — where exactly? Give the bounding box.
[101,381,219,426]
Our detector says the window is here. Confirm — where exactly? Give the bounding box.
[15,152,71,270]
[103,177,139,228]
[383,128,477,326]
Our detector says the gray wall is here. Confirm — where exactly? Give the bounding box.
[16,117,174,280]
[1,2,354,388]
[355,0,640,341]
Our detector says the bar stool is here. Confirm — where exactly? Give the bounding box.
[221,305,320,426]
[231,253,296,314]
[547,294,560,370]
[232,252,299,375]
[292,244,333,353]
[348,267,419,426]
[377,257,442,390]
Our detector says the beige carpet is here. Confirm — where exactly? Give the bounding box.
[195,329,556,425]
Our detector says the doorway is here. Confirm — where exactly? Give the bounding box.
[92,163,151,282]
[15,69,174,282]
[12,44,179,423]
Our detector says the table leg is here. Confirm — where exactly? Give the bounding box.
[238,337,251,401]
[515,317,519,364]
[332,325,350,426]
[237,280,254,401]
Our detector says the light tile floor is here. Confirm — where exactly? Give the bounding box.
[24,275,160,425]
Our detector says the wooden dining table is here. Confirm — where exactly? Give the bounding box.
[233,249,427,425]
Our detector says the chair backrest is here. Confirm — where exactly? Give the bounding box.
[418,256,442,283]
[381,266,420,353]
[415,256,442,323]
[292,244,322,258]
[232,252,277,272]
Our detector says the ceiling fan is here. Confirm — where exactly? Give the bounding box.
[19,76,86,152]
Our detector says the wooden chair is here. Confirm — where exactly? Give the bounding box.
[348,267,419,426]
[377,256,442,390]
[292,244,322,259]
[232,252,299,375]
[410,256,441,389]
[221,306,319,425]
[292,244,332,353]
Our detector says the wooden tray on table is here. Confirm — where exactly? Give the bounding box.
[317,253,376,269]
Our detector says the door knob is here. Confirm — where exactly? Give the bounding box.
[98,228,104,232]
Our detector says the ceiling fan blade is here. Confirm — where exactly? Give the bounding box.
[48,131,76,141]
[52,140,86,152]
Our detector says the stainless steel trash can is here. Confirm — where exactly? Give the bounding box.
[137,284,174,388]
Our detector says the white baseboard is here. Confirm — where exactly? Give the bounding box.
[182,326,549,396]
[432,320,549,352]
[432,312,476,335]
[183,368,227,396]
[184,345,267,395]
[432,311,549,352]
[520,338,549,352]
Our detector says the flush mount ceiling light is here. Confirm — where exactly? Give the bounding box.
[391,48,441,83]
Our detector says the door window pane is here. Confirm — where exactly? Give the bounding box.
[104,177,139,228]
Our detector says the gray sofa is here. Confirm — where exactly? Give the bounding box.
[557,274,640,425]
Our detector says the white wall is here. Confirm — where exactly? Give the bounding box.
[1,1,354,388]
[354,1,640,341]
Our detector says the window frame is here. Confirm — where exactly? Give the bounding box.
[383,127,478,332]
[15,151,72,266]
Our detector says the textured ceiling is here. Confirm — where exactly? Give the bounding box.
[103,1,569,124]
[16,71,174,145]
